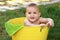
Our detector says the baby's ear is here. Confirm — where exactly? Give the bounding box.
[25,13,27,17]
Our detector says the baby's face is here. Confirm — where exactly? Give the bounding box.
[26,6,40,23]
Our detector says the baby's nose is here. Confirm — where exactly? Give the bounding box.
[30,13,34,16]
[31,15,34,17]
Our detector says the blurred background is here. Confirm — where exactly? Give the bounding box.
[0,0,60,40]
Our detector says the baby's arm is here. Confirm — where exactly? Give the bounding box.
[40,17,54,27]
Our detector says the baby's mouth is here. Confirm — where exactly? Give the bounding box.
[30,17,35,19]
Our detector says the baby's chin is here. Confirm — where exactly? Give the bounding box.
[28,19,36,23]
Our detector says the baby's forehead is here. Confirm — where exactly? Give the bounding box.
[26,6,40,12]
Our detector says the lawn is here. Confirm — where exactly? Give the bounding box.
[0,2,60,40]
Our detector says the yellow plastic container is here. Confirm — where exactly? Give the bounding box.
[11,17,49,40]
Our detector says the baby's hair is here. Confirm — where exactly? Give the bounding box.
[28,3,37,7]
[27,3,38,7]
[26,3,40,12]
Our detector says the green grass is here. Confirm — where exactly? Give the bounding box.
[0,3,60,40]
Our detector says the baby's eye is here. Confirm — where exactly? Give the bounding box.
[28,12,31,14]
[33,12,36,14]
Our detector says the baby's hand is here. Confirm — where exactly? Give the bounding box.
[40,24,46,31]
[40,24,46,27]
[47,18,54,27]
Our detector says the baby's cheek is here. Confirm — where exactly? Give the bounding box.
[26,15,30,18]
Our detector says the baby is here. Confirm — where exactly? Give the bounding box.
[24,3,54,27]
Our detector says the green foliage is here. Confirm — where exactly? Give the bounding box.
[39,5,48,17]
[4,37,12,40]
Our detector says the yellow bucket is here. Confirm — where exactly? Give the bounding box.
[11,17,49,40]
[5,17,49,40]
